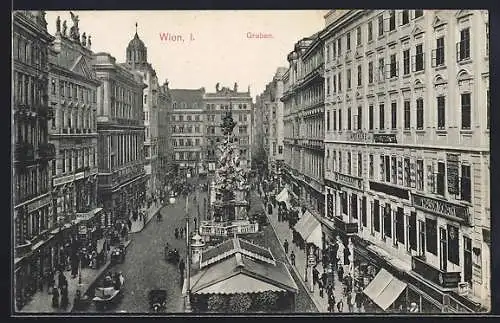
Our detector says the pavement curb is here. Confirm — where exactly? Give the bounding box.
[130,205,164,234]
[259,192,322,313]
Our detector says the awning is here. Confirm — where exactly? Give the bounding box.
[293,210,322,249]
[194,274,287,294]
[363,268,408,311]
[276,188,292,209]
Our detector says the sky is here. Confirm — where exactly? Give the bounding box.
[45,10,327,100]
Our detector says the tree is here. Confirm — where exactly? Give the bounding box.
[228,293,252,313]
[207,294,226,312]
[253,291,279,311]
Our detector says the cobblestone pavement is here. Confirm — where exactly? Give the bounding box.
[80,191,207,313]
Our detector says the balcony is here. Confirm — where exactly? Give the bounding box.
[14,142,35,163]
[333,216,358,235]
[37,143,56,160]
[411,255,461,289]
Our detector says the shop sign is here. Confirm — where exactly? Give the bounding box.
[446,154,460,195]
[346,131,373,143]
[373,133,397,144]
[412,193,470,224]
[74,172,85,180]
[27,194,51,213]
[333,172,363,190]
[53,174,75,186]
[369,181,410,200]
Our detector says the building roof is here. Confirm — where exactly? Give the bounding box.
[199,237,275,268]
[190,251,298,295]
[127,32,146,51]
[169,88,205,107]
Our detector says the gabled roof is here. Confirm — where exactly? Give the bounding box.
[190,252,298,295]
[199,237,275,268]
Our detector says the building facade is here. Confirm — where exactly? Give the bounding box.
[13,10,55,311]
[122,30,160,199]
[322,10,489,312]
[252,93,269,176]
[157,80,172,193]
[47,13,103,285]
[93,52,147,225]
[282,34,325,218]
[169,88,206,177]
[204,84,253,171]
[267,67,287,186]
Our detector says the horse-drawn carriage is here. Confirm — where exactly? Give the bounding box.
[149,289,167,312]
[164,243,180,264]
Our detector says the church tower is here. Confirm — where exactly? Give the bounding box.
[126,23,148,68]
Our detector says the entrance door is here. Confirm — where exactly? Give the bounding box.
[439,227,447,271]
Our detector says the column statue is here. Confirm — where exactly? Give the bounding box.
[81,32,87,46]
[62,20,67,36]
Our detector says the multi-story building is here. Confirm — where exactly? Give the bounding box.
[47,13,102,279]
[122,29,160,199]
[204,83,253,171]
[252,93,269,176]
[267,67,287,186]
[322,10,489,312]
[13,10,55,310]
[169,88,206,177]
[157,80,172,193]
[93,52,147,225]
[282,33,325,218]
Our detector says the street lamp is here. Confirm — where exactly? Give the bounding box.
[184,193,192,312]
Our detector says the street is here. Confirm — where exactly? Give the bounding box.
[79,191,207,313]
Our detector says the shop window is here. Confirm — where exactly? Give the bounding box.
[425,218,437,255]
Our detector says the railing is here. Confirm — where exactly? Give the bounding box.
[37,143,56,160]
[333,216,358,235]
[411,255,461,288]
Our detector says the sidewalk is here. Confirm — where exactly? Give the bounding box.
[129,202,163,234]
[20,240,132,313]
[259,188,363,313]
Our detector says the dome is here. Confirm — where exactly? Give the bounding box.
[127,32,146,51]
[126,25,148,65]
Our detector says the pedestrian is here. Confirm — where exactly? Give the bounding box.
[290,250,296,266]
[318,279,324,298]
[336,299,344,313]
[408,302,419,313]
[51,285,59,308]
[60,285,69,309]
[337,263,344,282]
[174,228,179,240]
[321,271,328,290]
[355,289,363,312]
[58,272,67,290]
[327,291,336,313]
[344,272,353,293]
[127,219,132,231]
[313,266,319,286]
[283,239,289,254]
[346,292,353,312]
[48,270,55,294]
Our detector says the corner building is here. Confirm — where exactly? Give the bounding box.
[47,15,102,279]
[282,34,325,218]
[122,29,161,199]
[93,52,147,225]
[322,10,489,312]
[13,10,55,311]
